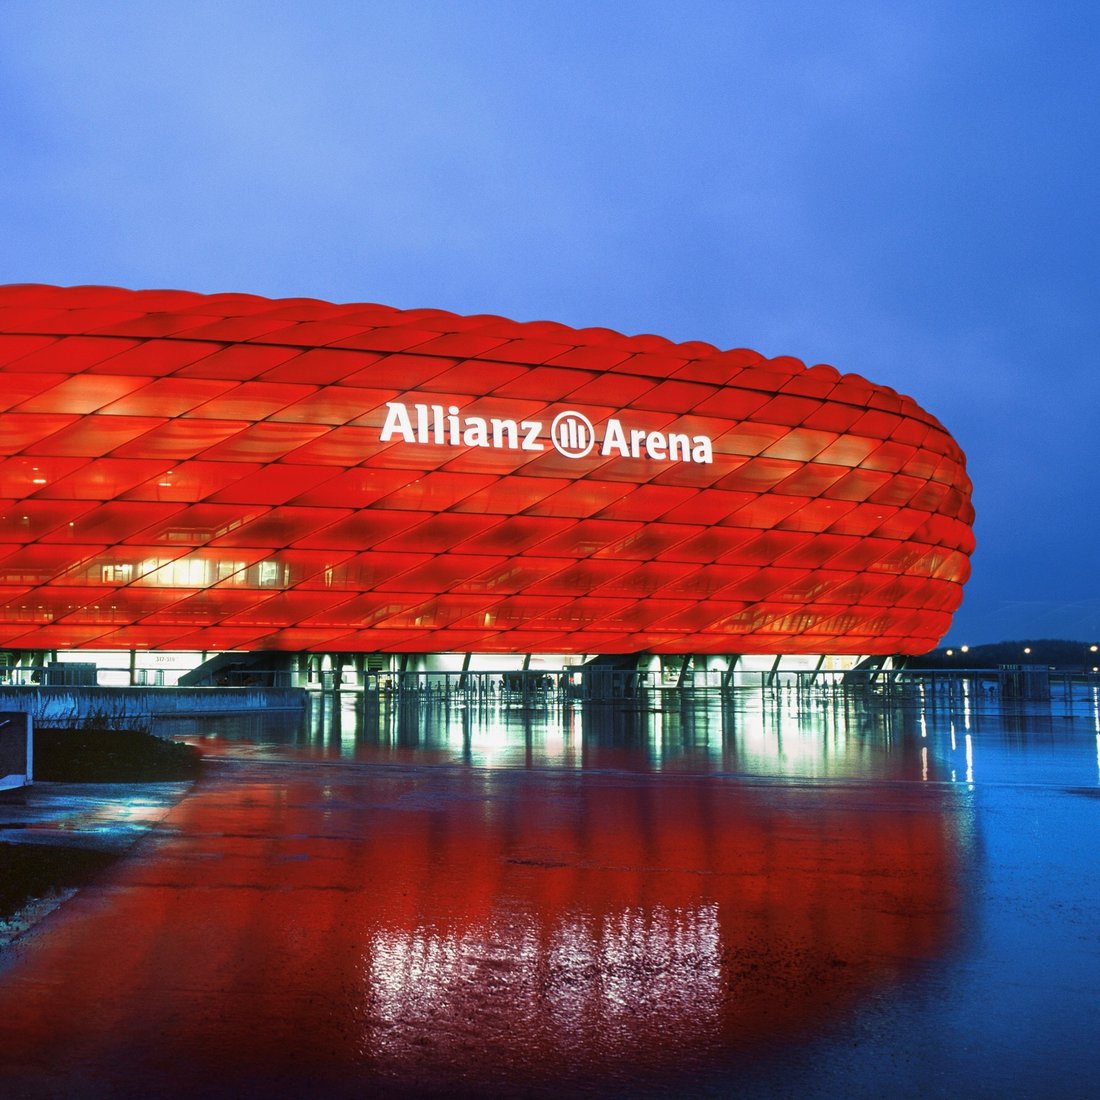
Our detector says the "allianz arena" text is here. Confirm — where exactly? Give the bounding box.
[379,401,715,464]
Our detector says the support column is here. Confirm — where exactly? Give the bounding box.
[721,655,740,692]
[675,655,692,689]
[765,654,782,688]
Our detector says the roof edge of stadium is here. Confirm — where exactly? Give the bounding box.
[0,280,854,378]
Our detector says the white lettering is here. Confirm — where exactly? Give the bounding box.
[520,420,544,451]
[378,401,713,466]
[380,401,416,442]
[645,431,667,460]
[601,419,629,457]
[667,432,689,461]
[691,435,713,463]
[463,417,488,447]
[491,417,518,449]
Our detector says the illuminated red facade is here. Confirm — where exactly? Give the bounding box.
[0,284,974,655]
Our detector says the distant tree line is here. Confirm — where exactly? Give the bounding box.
[911,639,1099,670]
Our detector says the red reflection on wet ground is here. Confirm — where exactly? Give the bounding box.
[0,752,960,1097]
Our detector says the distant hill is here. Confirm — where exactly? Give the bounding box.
[911,639,1099,670]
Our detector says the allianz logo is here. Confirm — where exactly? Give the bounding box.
[379,401,714,464]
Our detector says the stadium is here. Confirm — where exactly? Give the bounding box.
[0,283,974,683]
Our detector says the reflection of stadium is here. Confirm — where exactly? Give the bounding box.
[361,778,957,1080]
[0,284,974,667]
[0,742,963,1089]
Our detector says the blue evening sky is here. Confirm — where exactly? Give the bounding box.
[1,1,1097,646]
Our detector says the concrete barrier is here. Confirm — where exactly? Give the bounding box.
[0,687,307,725]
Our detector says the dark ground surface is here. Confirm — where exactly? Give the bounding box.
[0,689,1097,1098]
[0,844,115,923]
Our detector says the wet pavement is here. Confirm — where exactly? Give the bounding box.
[0,685,1098,1098]
[0,783,191,854]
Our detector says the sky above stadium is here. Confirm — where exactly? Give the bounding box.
[1,1,1097,647]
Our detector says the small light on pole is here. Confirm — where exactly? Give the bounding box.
[1023,646,1031,656]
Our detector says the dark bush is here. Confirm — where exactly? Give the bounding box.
[33,727,202,782]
